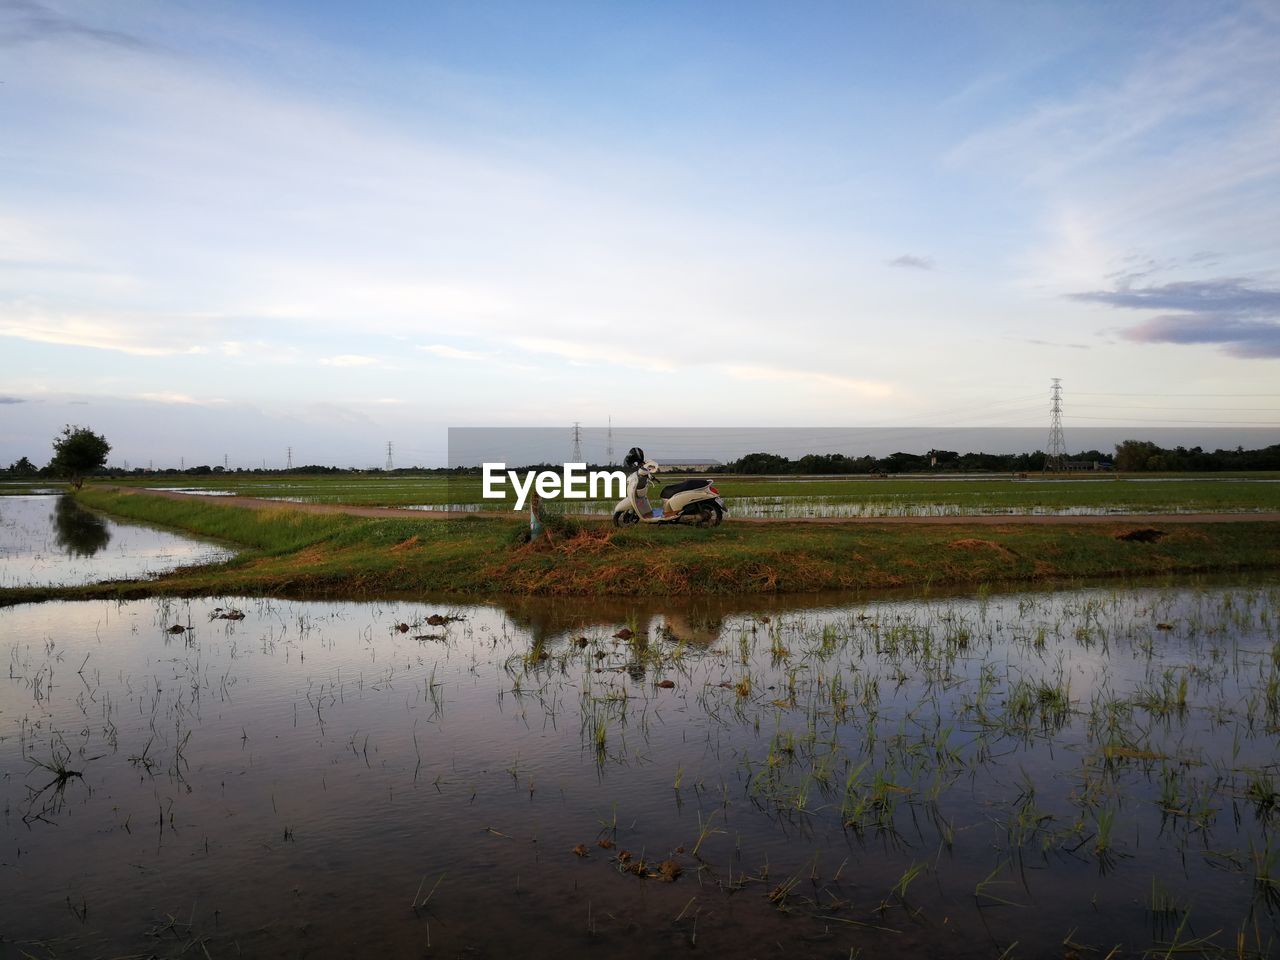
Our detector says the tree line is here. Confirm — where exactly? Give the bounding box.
[6,428,1280,479]
[720,442,1280,474]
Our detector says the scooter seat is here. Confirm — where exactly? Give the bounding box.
[660,478,711,499]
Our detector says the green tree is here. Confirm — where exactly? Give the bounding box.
[7,456,38,476]
[49,425,111,488]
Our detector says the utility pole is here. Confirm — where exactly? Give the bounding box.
[1043,378,1067,473]
[385,441,394,471]
[571,421,583,463]
[223,453,228,470]
[180,457,185,470]
[607,415,614,465]
[287,446,293,470]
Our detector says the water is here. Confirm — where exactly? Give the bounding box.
[3,584,1279,957]
[429,495,1273,518]
[0,495,234,587]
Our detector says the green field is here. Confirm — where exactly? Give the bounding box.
[89,471,1280,515]
[3,485,1279,605]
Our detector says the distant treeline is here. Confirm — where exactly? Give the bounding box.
[1111,441,1280,472]
[721,450,1088,474]
[718,441,1280,474]
[5,441,1280,479]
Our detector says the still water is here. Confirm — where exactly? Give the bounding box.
[3,585,1278,957]
[0,495,233,587]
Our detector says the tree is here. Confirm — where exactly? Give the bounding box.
[7,456,38,476]
[49,425,111,488]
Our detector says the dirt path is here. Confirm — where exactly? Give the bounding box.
[106,487,1280,526]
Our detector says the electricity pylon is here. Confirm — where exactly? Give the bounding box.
[1043,378,1067,473]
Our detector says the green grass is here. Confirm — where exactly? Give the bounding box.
[2,486,1280,605]
[91,471,1280,514]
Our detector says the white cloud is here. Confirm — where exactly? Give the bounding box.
[950,7,1280,295]
[318,354,378,367]
[418,344,489,361]
[724,364,894,398]
[138,391,199,404]
[511,336,678,374]
[0,307,219,356]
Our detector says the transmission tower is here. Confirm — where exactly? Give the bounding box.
[286,446,293,470]
[606,415,614,465]
[385,441,394,471]
[571,422,583,462]
[1043,378,1067,473]
[223,454,228,470]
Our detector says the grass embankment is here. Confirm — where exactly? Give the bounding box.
[3,487,1279,606]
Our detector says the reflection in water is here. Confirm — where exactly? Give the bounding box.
[50,495,111,557]
[0,494,234,587]
[4,585,1280,957]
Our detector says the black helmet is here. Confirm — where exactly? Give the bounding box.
[623,446,645,471]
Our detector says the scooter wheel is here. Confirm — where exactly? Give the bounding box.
[613,510,639,528]
[695,503,724,527]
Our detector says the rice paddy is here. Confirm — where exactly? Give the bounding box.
[4,581,1280,957]
[0,495,234,588]
[102,472,1280,517]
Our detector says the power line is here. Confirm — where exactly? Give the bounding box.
[1070,415,1279,425]
[1073,403,1280,412]
[1075,392,1280,398]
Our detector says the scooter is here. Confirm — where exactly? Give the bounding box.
[612,449,726,527]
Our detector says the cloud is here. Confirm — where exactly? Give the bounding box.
[138,392,199,404]
[0,308,229,356]
[318,354,378,367]
[724,364,894,398]
[947,11,1280,188]
[0,395,26,404]
[1116,315,1280,358]
[419,344,488,361]
[511,337,677,374]
[0,0,151,50]
[1023,338,1090,351]
[887,254,935,271]
[1071,277,1280,358]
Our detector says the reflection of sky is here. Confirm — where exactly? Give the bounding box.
[0,495,233,586]
[2,585,1279,954]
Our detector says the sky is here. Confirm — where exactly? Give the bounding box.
[1,0,1278,468]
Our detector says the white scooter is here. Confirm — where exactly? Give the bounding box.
[612,447,726,528]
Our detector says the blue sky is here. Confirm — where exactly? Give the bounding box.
[1,0,1278,467]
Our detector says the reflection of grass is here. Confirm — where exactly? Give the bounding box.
[2,486,1279,604]
[11,579,1280,955]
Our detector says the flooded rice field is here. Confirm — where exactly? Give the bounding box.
[4,584,1279,957]
[0,496,233,587]
[569,496,1269,520]
[138,485,1280,518]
